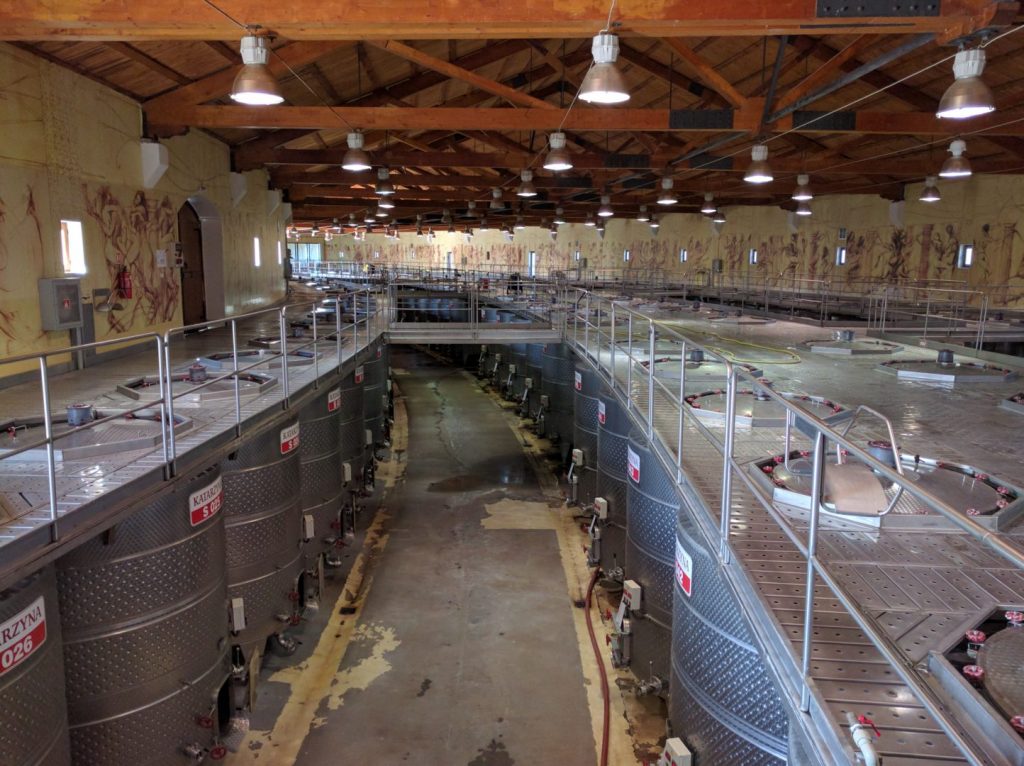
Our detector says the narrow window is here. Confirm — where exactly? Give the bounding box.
[623,249,631,262]
[680,249,688,263]
[60,220,86,274]
[748,248,759,265]
[835,246,847,266]
[253,236,261,267]
[957,243,974,268]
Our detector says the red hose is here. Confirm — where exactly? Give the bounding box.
[585,568,611,766]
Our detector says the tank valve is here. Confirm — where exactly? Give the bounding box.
[182,743,205,761]
[636,675,665,697]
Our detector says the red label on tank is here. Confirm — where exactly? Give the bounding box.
[189,475,223,527]
[327,388,341,412]
[280,423,301,454]
[675,539,693,598]
[627,446,640,483]
[376,347,382,359]
[0,596,46,676]
[598,400,606,425]
[574,371,582,391]
[354,366,365,385]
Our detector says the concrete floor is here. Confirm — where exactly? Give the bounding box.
[237,347,598,766]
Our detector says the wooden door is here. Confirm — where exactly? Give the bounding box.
[178,202,206,326]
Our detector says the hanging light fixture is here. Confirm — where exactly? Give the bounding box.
[584,212,596,227]
[447,221,456,233]
[597,194,614,217]
[514,214,526,230]
[579,33,630,104]
[939,139,972,178]
[712,209,726,224]
[937,48,996,120]
[649,215,660,231]
[311,223,320,236]
[549,225,558,241]
[374,168,395,195]
[466,199,477,218]
[441,208,452,225]
[919,176,942,202]
[517,170,537,197]
[342,132,372,172]
[230,33,284,105]
[553,206,566,225]
[656,176,678,205]
[792,174,813,201]
[544,132,573,171]
[795,201,812,216]
[700,193,716,215]
[377,195,395,210]
[744,144,774,184]
[490,187,504,210]
[375,204,389,218]
[363,210,375,224]
[478,217,490,231]
[636,204,650,223]
[596,221,606,238]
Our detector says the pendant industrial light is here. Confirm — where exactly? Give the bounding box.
[744,144,774,184]
[596,221,606,238]
[636,204,650,222]
[584,213,596,227]
[441,208,452,225]
[792,174,813,201]
[363,210,375,224]
[447,221,456,234]
[375,204,389,218]
[544,132,573,171]
[579,33,630,104]
[230,33,284,105]
[939,139,972,178]
[466,200,477,218]
[478,217,490,231]
[656,176,678,205]
[517,170,537,197]
[311,223,320,236]
[795,201,812,216]
[920,176,942,202]
[490,187,504,210]
[597,194,614,217]
[937,48,995,119]
[649,215,660,230]
[514,215,526,230]
[712,209,726,224]
[377,195,395,210]
[342,132,372,172]
[374,168,395,195]
[700,193,716,215]
[553,206,566,225]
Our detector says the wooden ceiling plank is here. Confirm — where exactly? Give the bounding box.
[105,41,191,85]
[366,40,557,110]
[661,38,749,108]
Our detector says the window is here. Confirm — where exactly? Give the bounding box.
[60,220,86,274]
[253,236,261,267]
[277,240,283,265]
[623,249,631,262]
[373,251,380,259]
[957,243,974,268]
[574,249,581,262]
[293,242,324,262]
[446,251,453,271]
[835,246,847,266]
[748,248,759,265]
[679,248,688,263]
[527,250,538,277]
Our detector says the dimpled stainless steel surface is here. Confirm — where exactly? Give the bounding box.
[299,384,344,557]
[57,465,229,765]
[338,367,366,479]
[526,344,545,416]
[672,518,788,764]
[597,390,629,572]
[362,342,388,448]
[222,421,303,660]
[0,567,70,766]
[573,366,601,505]
[542,344,576,454]
[625,430,678,682]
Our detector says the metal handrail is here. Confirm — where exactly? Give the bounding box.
[565,286,1020,765]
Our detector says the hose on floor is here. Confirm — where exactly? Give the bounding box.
[585,568,610,766]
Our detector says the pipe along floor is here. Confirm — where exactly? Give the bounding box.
[230,347,601,765]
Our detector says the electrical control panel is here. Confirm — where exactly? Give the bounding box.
[659,738,692,766]
[572,448,584,467]
[38,278,83,330]
[594,497,608,519]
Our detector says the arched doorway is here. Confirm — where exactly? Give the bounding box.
[177,201,206,325]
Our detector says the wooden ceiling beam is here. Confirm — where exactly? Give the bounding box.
[773,35,876,113]
[105,41,192,85]
[368,40,557,110]
[660,38,749,108]
[273,170,592,188]
[150,103,1024,137]
[2,0,1010,40]
[617,43,712,105]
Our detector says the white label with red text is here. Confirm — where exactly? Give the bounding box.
[327,388,341,412]
[189,475,223,527]
[354,365,365,385]
[0,596,46,676]
[598,400,606,425]
[574,371,582,391]
[280,423,300,454]
[627,446,640,483]
[675,539,693,597]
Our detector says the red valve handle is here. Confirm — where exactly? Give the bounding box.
[858,715,881,738]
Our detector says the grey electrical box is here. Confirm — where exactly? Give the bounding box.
[38,278,83,330]
[712,259,724,274]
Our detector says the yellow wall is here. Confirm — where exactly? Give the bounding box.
[0,43,288,373]
[324,175,1024,306]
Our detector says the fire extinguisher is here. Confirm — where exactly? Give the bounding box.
[116,266,132,299]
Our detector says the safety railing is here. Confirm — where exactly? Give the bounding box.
[869,285,990,350]
[566,287,1024,765]
[0,288,387,547]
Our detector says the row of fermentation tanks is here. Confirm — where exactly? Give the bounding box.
[0,341,392,765]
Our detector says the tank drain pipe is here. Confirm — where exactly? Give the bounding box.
[585,568,610,766]
[845,712,881,766]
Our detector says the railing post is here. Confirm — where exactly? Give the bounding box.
[718,364,736,563]
[626,313,633,409]
[583,292,589,352]
[38,358,59,543]
[312,301,320,386]
[647,321,656,438]
[154,337,169,471]
[231,320,242,436]
[164,335,177,474]
[279,308,290,406]
[609,302,616,384]
[800,430,826,713]
[676,340,686,483]
[336,293,343,370]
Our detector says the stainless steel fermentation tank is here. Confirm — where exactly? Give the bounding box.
[572,365,600,506]
[338,365,366,523]
[596,389,629,576]
[362,341,390,458]
[221,417,304,664]
[56,465,231,765]
[541,343,575,459]
[0,566,71,766]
